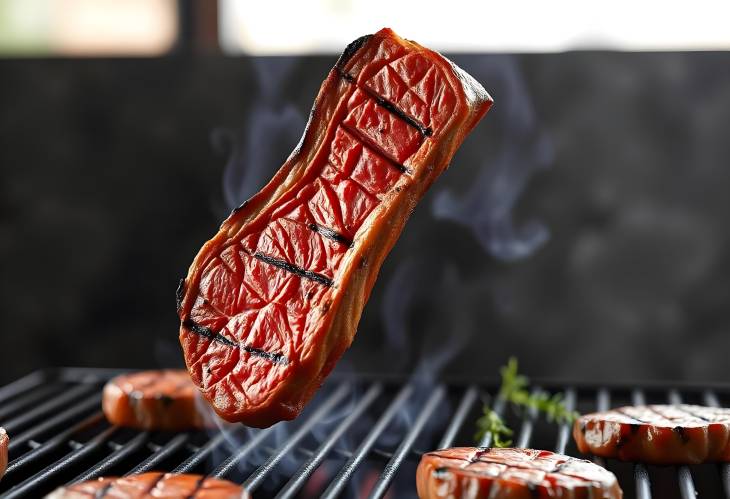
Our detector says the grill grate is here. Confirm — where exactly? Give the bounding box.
[1,369,730,498]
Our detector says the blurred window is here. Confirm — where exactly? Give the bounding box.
[0,0,177,56]
[220,0,730,54]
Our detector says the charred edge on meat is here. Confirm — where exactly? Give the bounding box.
[231,200,248,215]
[308,223,353,247]
[94,483,114,499]
[337,68,433,138]
[673,426,690,444]
[183,320,237,347]
[335,34,372,71]
[254,252,334,286]
[176,278,186,313]
[183,319,290,365]
[630,423,641,433]
[551,459,573,473]
[580,421,587,434]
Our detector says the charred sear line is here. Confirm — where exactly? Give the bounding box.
[183,320,237,347]
[243,345,289,365]
[337,68,433,138]
[254,252,334,286]
[183,319,290,365]
[95,483,114,498]
[673,426,690,444]
[308,223,353,247]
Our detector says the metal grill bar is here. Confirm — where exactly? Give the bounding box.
[367,385,446,499]
[632,389,653,499]
[128,434,191,475]
[320,384,413,499]
[478,395,506,448]
[2,369,730,498]
[5,412,104,477]
[209,427,275,479]
[4,427,118,499]
[515,388,541,448]
[704,390,730,498]
[8,394,101,452]
[0,384,61,421]
[243,383,351,492]
[437,385,478,450]
[554,388,575,453]
[668,389,698,499]
[275,383,383,499]
[3,384,96,434]
[173,432,229,474]
[70,431,150,484]
[592,388,609,468]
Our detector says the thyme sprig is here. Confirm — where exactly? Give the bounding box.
[475,357,580,446]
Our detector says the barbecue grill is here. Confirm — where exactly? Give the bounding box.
[1,369,729,498]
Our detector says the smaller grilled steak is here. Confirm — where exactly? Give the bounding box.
[417,447,622,499]
[45,472,249,498]
[0,427,7,480]
[103,370,207,431]
[574,404,730,465]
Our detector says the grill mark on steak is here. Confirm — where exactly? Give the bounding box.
[183,320,237,347]
[338,68,433,138]
[676,405,713,422]
[615,407,651,424]
[253,252,334,287]
[183,320,289,365]
[242,345,289,365]
[308,222,353,247]
[95,483,113,498]
[425,451,596,484]
[340,122,410,174]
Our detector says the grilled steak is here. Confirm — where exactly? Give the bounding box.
[102,370,206,431]
[45,472,248,498]
[177,28,492,427]
[574,404,730,464]
[0,427,7,481]
[417,447,622,499]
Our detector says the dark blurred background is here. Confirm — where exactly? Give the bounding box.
[2,1,730,386]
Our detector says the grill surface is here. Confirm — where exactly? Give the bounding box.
[1,368,729,498]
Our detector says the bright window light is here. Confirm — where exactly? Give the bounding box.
[0,0,177,56]
[220,0,730,54]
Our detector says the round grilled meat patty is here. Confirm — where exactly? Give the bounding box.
[574,404,730,465]
[45,472,249,498]
[102,370,207,431]
[417,447,622,499]
[0,427,7,480]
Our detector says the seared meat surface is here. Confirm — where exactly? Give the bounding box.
[417,447,622,499]
[574,404,730,464]
[177,28,492,427]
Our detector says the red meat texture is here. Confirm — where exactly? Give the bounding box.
[182,34,462,417]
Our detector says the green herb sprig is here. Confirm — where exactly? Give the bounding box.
[475,357,580,446]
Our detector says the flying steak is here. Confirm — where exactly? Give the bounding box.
[574,404,730,464]
[177,27,493,427]
[417,447,622,499]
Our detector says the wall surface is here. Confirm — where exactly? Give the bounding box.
[2,52,730,385]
